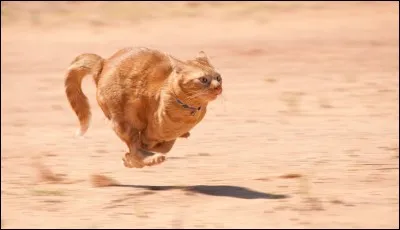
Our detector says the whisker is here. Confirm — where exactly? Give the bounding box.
[184,90,209,102]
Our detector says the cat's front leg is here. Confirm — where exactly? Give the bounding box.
[179,132,190,138]
[138,139,176,166]
[139,149,167,167]
[144,140,176,154]
[123,148,166,168]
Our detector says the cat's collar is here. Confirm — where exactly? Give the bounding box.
[175,98,201,116]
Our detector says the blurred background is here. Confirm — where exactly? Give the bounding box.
[1,1,399,228]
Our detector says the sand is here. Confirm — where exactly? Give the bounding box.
[1,1,399,228]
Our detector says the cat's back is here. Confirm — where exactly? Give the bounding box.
[103,47,172,81]
[97,47,174,100]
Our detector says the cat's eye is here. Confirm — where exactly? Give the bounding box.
[199,77,209,84]
[216,75,222,82]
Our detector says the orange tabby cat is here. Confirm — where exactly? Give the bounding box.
[64,47,222,168]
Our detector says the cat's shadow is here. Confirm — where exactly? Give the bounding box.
[113,184,288,200]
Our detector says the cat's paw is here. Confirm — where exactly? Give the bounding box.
[179,132,190,138]
[122,152,145,168]
[143,153,166,167]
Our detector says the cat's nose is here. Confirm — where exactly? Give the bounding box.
[214,85,222,95]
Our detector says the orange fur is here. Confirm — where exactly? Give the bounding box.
[64,47,222,168]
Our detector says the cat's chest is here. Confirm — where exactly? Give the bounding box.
[149,109,203,140]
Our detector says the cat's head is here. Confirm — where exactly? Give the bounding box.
[169,51,222,103]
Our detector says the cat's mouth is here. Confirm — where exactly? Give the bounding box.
[214,86,223,95]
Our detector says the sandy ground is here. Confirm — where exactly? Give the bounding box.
[1,1,399,228]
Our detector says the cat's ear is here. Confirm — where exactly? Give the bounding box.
[196,51,213,68]
[168,55,184,73]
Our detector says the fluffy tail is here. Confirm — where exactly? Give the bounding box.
[64,53,104,137]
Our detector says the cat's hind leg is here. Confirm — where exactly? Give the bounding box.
[111,120,145,168]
